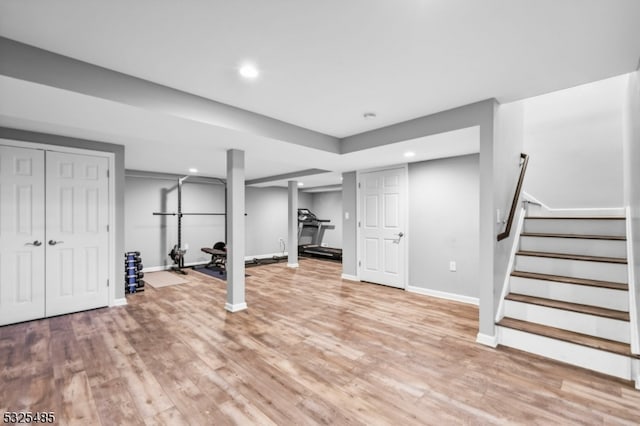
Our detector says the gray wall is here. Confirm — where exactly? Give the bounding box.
[0,127,126,300]
[309,191,342,249]
[124,175,226,268]
[341,172,357,277]
[125,175,314,268]
[623,69,640,349]
[246,186,311,258]
[408,154,480,298]
[492,103,525,311]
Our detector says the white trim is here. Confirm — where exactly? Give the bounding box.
[476,332,498,348]
[287,263,299,268]
[111,297,127,307]
[225,302,247,312]
[496,206,526,322]
[522,192,625,217]
[626,206,639,354]
[341,273,359,281]
[356,164,409,289]
[406,285,479,305]
[245,252,288,261]
[0,138,117,311]
[498,326,633,380]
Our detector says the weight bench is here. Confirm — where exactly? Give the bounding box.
[201,241,227,270]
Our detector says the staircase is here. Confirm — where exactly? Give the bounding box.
[496,215,640,383]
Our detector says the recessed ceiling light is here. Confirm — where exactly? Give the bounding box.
[189,168,198,173]
[298,182,304,187]
[363,112,376,119]
[404,151,416,158]
[239,63,259,79]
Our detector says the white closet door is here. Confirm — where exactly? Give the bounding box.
[45,151,109,316]
[0,145,46,326]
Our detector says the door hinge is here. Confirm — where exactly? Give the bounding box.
[358,260,361,267]
[107,169,110,178]
[358,221,361,228]
[107,224,109,232]
[107,279,110,287]
[358,182,361,189]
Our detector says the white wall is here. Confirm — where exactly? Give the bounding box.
[408,154,480,298]
[522,75,626,208]
[623,69,640,351]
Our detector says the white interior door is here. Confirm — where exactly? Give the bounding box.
[45,151,109,316]
[0,145,46,325]
[359,166,406,288]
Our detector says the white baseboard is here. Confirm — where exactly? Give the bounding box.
[225,302,247,312]
[287,263,299,268]
[111,297,127,307]
[476,332,498,348]
[341,273,359,281]
[143,252,289,273]
[406,285,479,306]
[245,252,288,261]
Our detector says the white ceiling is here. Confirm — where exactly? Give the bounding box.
[1,1,639,187]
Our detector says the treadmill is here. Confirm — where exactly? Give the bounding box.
[298,208,343,261]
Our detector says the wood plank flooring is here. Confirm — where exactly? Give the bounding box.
[1,258,639,425]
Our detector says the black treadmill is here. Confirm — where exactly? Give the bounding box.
[298,208,343,261]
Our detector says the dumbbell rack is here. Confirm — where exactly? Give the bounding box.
[124,251,145,293]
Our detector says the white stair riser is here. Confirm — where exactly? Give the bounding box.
[523,219,626,236]
[504,300,629,343]
[520,236,627,258]
[515,255,627,283]
[498,326,633,380]
[509,277,629,311]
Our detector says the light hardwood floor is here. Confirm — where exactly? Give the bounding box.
[1,258,639,425]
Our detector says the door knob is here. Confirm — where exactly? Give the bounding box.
[395,232,404,238]
[48,240,64,246]
[26,240,42,246]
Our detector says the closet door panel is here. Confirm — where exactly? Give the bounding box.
[45,151,109,316]
[0,145,45,326]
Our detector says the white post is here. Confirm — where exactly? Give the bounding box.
[225,149,247,312]
[288,180,299,268]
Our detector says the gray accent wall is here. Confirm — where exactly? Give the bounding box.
[408,154,480,298]
[623,69,640,349]
[0,127,126,300]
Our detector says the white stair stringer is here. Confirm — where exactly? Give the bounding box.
[514,255,627,283]
[520,236,626,258]
[497,326,635,381]
[503,300,630,343]
[509,276,629,311]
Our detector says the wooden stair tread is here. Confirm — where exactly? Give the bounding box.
[497,317,636,357]
[525,216,625,220]
[505,293,630,321]
[511,271,628,291]
[520,232,626,241]
[516,250,627,264]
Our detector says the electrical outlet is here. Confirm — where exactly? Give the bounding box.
[449,261,456,272]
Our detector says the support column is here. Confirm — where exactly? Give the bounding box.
[288,180,299,268]
[225,149,247,312]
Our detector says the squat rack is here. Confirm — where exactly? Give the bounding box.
[152,175,227,273]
